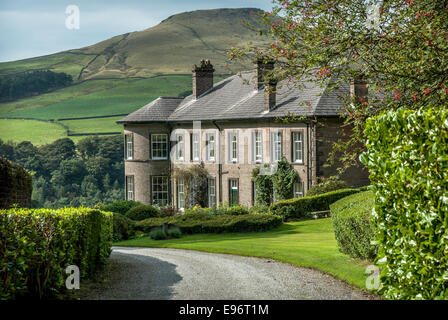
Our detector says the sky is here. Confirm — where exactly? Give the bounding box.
[0,0,273,62]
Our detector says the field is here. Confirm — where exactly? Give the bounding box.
[115,218,373,290]
[0,119,67,145]
[61,116,124,134]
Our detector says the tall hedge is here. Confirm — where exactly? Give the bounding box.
[361,107,448,300]
[270,188,361,220]
[330,191,377,260]
[0,207,113,299]
[0,158,32,208]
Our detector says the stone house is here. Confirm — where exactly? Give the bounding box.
[117,59,369,209]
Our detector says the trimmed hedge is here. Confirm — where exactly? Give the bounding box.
[362,107,448,300]
[136,213,283,234]
[112,212,135,241]
[101,200,143,215]
[330,191,377,260]
[185,205,249,215]
[125,204,159,221]
[0,158,32,209]
[0,207,113,299]
[270,188,361,220]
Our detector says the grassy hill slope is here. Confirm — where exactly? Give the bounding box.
[0,8,268,144]
[0,8,266,80]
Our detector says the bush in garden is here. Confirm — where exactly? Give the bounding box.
[112,212,135,241]
[330,191,377,260]
[101,200,142,215]
[270,188,360,220]
[159,206,177,217]
[149,225,182,240]
[306,176,348,197]
[361,107,448,300]
[136,213,283,234]
[0,207,113,300]
[125,204,159,221]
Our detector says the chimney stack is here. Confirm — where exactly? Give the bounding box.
[350,78,368,103]
[264,79,278,111]
[254,57,277,111]
[254,57,274,90]
[192,59,214,99]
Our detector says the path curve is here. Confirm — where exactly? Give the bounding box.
[83,247,376,300]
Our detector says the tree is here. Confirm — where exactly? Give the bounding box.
[271,157,298,201]
[231,0,448,171]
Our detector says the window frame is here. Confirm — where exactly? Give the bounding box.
[293,181,304,198]
[228,132,238,163]
[177,178,185,210]
[176,134,184,161]
[208,177,216,208]
[151,175,169,206]
[271,131,282,163]
[191,133,200,162]
[229,178,239,206]
[125,175,134,201]
[206,133,216,162]
[151,134,169,160]
[292,131,304,164]
[252,130,263,164]
[125,134,133,160]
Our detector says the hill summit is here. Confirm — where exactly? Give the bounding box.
[0,8,268,81]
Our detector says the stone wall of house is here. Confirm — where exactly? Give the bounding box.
[124,118,369,208]
[0,158,32,209]
[315,118,370,187]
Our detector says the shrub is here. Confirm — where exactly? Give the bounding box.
[159,206,177,217]
[112,212,135,241]
[270,188,360,220]
[136,213,283,234]
[361,107,448,300]
[101,200,142,215]
[0,158,32,209]
[330,191,377,260]
[249,204,271,215]
[125,204,159,221]
[306,176,348,197]
[149,225,182,240]
[0,207,113,299]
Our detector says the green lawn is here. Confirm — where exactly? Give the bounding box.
[115,218,373,290]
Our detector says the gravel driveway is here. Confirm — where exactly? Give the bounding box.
[82,247,377,300]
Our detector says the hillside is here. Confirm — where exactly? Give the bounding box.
[0,8,268,145]
[0,8,267,80]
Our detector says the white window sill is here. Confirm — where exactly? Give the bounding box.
[152,157,168,160]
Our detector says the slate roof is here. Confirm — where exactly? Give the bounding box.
[117,72,347,124]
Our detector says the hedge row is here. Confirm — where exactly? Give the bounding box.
[270,188,361,220]
[185,205,249,215]
[0,158,32,209]
[362,107,448,300]
[135,213,283,234]
[0,207,113,299]
[330,191,377,260]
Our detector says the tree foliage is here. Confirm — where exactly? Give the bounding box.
[0,70,72,101]
[0,136,124,208]
[230,0,448,171]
